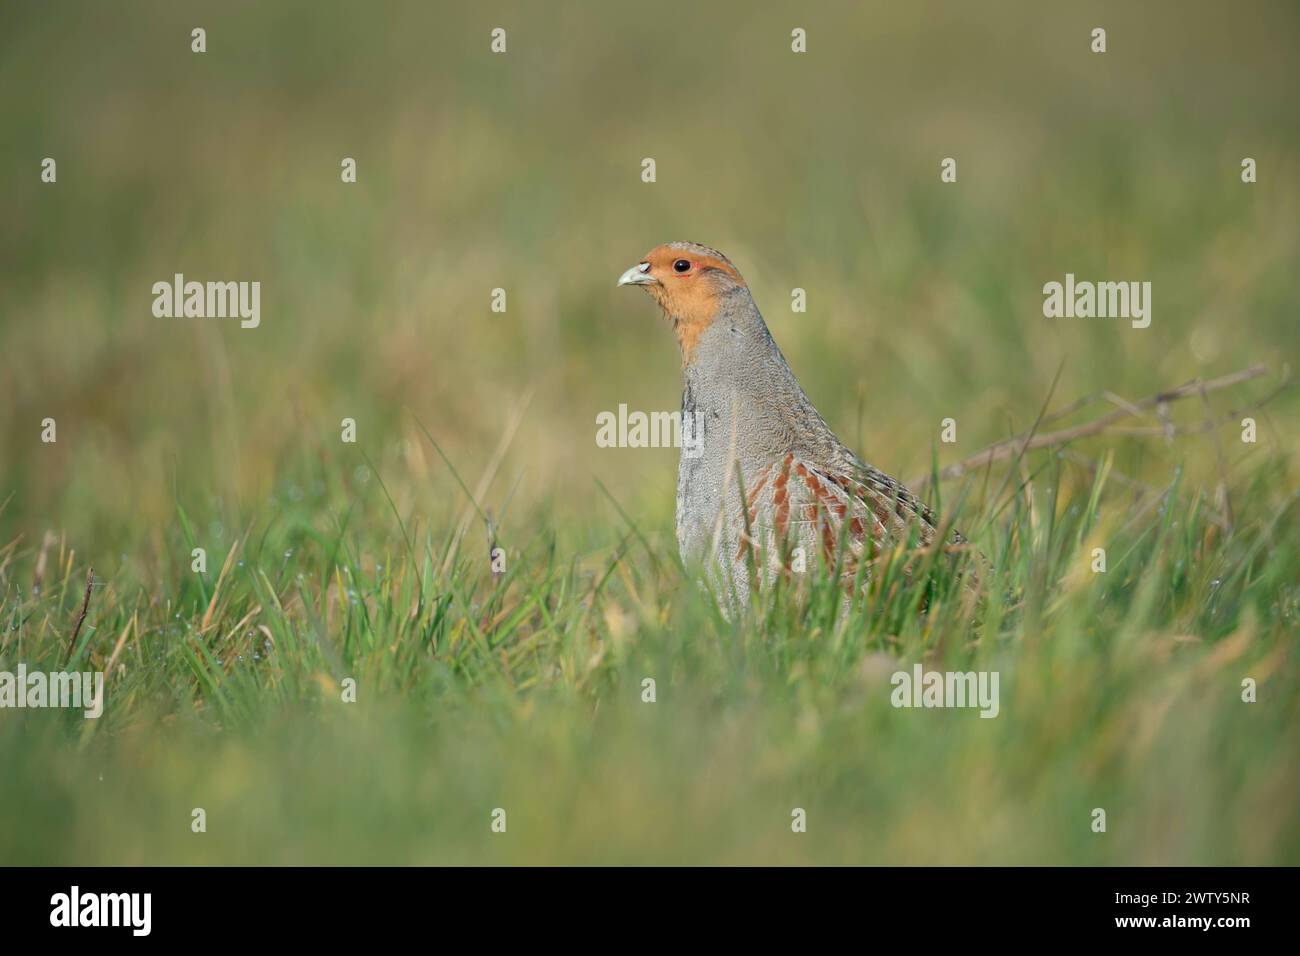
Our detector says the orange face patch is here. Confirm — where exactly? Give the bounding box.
[638,244,746,365]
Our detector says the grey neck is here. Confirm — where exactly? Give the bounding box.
[679,289,848,471]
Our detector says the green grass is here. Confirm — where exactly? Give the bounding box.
[1,0,1298,864]
[1,433,1297,864]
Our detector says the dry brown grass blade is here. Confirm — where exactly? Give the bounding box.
[201,538,242,632]
[102,614,135,679]
[33,530,56,595]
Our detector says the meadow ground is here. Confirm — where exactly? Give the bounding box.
[1,1,1298,864]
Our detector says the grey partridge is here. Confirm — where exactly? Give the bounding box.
[618,241,967,610]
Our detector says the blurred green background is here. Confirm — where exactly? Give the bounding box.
[0,1,1297,865]
[4,0,1297,545]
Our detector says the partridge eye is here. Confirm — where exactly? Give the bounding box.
[672,259,691,273]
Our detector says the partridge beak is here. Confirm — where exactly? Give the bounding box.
[617,262,656,287]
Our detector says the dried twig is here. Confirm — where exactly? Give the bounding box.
[63,566,94,667]
[914,364,1287,488]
